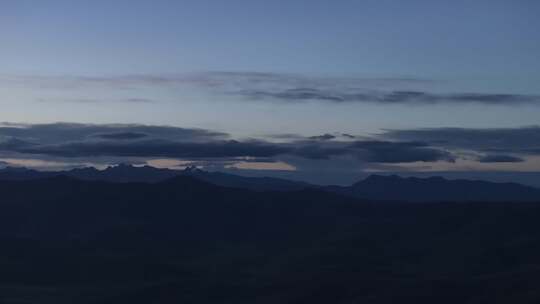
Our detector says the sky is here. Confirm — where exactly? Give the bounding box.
[1,0,540,185]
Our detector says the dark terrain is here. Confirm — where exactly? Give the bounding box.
[1,174,540,303]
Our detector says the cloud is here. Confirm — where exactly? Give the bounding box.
[5,123,537,170]
[287,139,455,163]
[239,88,540,105]
[37,97,155,103]
[1,124,536,185]
[269,133,359,143]
[4,72,538,106]
[477,154,525,163]
[349,141,456,163]
[0,122,227,144]
[383,126,540,155]
[124,98,154,103]
[0,123,290,159]
[4,137,454,164]
[93,132,149,140]
[0,137,37,149]
[290,144,349,160]
[1,123,536,170]
[309,133,336,141]
[341,133,356,139]
[242,88,349,103]
[15,140,290,158]
[0,123,456,164]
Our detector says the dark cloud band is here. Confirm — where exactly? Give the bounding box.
[0,123,455,164]
[2,123,537,167]
[383,126,540,155]
[477,154,525,163]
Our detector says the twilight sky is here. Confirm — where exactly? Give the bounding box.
[1,0,540,185]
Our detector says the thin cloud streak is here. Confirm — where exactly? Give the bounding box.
[3,72,538,105]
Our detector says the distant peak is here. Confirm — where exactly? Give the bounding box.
[105,163,136,171]
[1,166,33,172]
[69,166,100,172]
[363,174,402,181]
[357,174,450,186]
[363,174,450,182]
[183,165,204,174]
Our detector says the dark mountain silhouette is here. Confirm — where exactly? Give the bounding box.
[0,164,182,182]
[0,164,311,191]
[325,174,540,202]
[1,165,540,201]
[0,166,52,180]
[0,176,540,303]
[181,166,313,191]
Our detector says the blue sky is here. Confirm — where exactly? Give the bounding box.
[1,0,540,184]
[2,0,539,82]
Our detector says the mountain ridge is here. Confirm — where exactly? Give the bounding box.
[0,165,539,202]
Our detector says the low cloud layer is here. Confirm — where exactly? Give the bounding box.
[11,139,288,158]
[0,123,537,174]
[383,126,540,155]
[477,154,525,163]
[0,123,227,144]
[0,123,455,165]
[94,132,149,140]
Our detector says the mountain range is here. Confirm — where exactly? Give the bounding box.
[1,164,539,202]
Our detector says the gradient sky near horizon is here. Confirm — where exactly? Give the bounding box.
[1,0,540,185]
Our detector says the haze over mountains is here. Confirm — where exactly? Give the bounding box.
[1,164,539,202]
